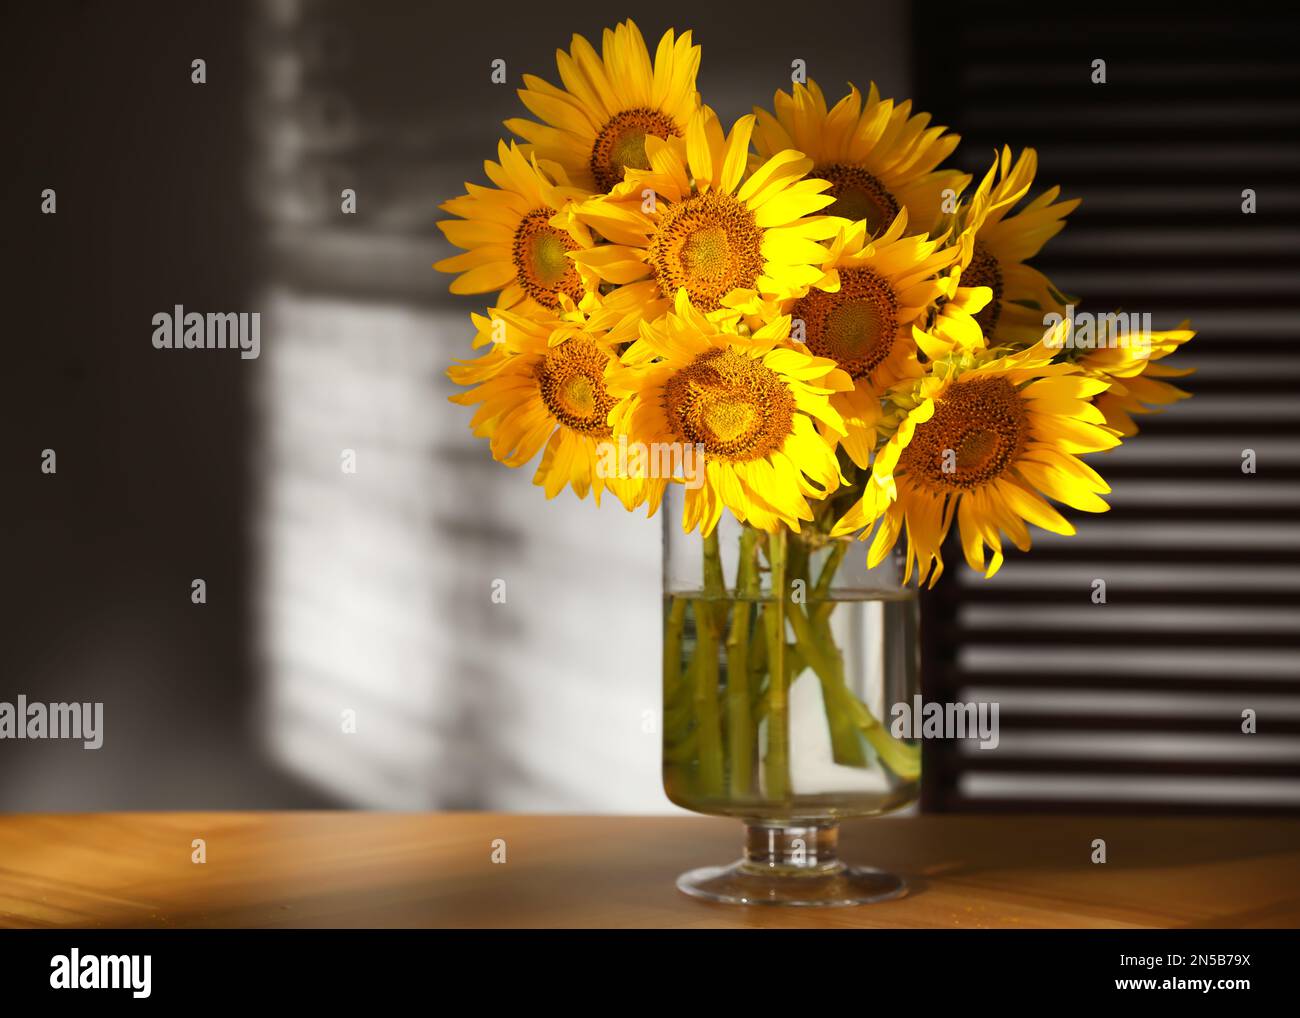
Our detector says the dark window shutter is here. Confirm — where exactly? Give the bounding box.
[914,5,1300,813]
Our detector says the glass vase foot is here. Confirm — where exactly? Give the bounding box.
[676,821,907,907]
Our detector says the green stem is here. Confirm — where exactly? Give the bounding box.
[784,595,861,766]
[811,540,847,629]
[690,530,729,799]
[690,597,725,796]
[787,596,920,780]
[789,543,867,767]
[762,529,790,801]
[661,595,693,758]
[753,644,803,724]
[838,692,922,782]
[748,610,768,684]
[725,527,758,798]
[811,539,919,779]
[702,529,728,631]
[663,688,696,736]
[663,596,688,702]
[663,727,700,763]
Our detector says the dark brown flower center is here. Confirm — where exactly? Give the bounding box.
[589,107,682,192]
[536,338,618,436]
[815,163,900,233]
[663,348,795,461]
[648,192,764,311]
[792,266,899,381]
[899,376,1028,491]
[962,241,1004,337]
[512,208,584,308]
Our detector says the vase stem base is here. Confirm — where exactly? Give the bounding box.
[676,862,907,907]
[675,821,908,907]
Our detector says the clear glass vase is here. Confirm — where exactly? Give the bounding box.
[662,484,920,906]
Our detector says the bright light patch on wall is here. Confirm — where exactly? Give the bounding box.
[252,286,667,809]
[254,288,455,806]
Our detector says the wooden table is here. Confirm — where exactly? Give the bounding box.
[1,813,1298,928]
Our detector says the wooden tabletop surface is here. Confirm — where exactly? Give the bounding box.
[1,813,1298,928]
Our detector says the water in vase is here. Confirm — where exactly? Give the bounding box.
[662,588,921,821]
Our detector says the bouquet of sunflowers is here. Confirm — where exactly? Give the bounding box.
[436,20,1194,806]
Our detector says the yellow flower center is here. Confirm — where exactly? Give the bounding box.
[590,107,681,192]
[536,338,618,436]
[648,192,764,312]
[816,164,900,234]
[900,376,1028,491]
[793,267,899,380]
[663,348,794,461]
[512,209,584,309]
[962,242,1004,336]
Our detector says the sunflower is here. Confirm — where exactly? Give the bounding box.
[833,331,1119,584]
[504,20,701,195]
[435,140,596,314]
[790,211,958,468]
[947,146,1080,347]
[447,305,643,508]
[606,293,852,535]
[571,105,840,335]
[1076,320,1195,435]
[752,81,968,238]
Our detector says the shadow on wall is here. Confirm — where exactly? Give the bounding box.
[2,0,334,810]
